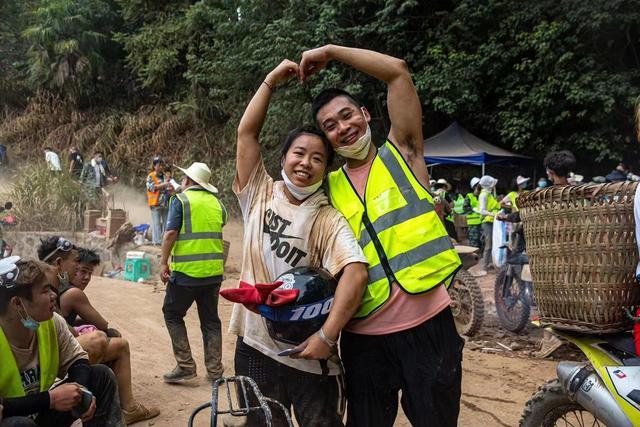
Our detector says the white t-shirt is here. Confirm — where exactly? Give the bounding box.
[45,151,62,171]
[229,158,367,375]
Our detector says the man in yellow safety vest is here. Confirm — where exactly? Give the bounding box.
[0,257,121,426]
[160,162,227,384]
[304,45,463,427]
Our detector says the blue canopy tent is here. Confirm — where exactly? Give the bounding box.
[424,122,531,175]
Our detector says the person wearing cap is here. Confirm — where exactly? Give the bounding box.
[434,178,457,240]
[464,177,482,249]
[146,156,172,245]
[501,176,530,212]
[0,257,123,426]
[160,162,227,384]
[478,175,499,272]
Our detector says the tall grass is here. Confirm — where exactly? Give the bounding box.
[9,162,91,231]
[0,94,241,218]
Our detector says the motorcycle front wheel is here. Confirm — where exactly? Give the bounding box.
[520,379,603,427]
[494,265,530,333]
[448,269,484,337]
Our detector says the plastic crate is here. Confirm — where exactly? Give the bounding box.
[124,257,152,282]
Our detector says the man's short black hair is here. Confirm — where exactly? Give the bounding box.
[77,248,101,266]
[311,88,362,125]
[44,147,52,151]
[37,236,76,264]
[280,127,335,167]
[543,150,576,178]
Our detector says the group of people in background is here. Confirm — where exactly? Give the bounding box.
[431,149,639,276]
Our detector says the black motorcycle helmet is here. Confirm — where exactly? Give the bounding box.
[258,266,338,345]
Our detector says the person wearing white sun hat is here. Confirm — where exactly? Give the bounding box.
[500,175,530,212]
[160,161,227,384]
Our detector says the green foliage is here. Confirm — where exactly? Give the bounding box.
[21,0,121,102]
[4,0,640,189]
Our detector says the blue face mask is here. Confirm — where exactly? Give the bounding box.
[19,300,40,331]
[537,180,548,188]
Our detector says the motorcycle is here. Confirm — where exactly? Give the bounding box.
[520,324,640,426]
[449,245,485,337]
[494,220,535,333]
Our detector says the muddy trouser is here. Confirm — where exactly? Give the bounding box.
[234,337,344,427]
[481,221,493,269]
[162,281,223,377]
[467,224,482,249]
[340,307,464,427]
[2,364,123,427]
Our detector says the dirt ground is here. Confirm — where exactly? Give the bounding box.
[85,220,565,426]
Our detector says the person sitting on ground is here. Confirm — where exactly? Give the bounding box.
[543,150,576,186]
[0,257,123,426]
[37,238,159,425]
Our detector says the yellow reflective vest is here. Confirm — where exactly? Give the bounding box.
[327,141,461,318]
[480,189,500,223]
[0,319,59,398]
[171,188,226,279]
[465,193,482,226]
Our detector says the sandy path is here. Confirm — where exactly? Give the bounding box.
[85,221,558,426]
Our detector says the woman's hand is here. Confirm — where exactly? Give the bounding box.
[265,59,300,88]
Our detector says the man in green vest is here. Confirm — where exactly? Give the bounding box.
[465,177,483,249]
[160,162,227,384]
[304,45,463,427]
[0,257,121,426]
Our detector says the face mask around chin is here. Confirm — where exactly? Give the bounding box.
[280,169,323,201]
[335,122,372,160]
[18,300,40,331]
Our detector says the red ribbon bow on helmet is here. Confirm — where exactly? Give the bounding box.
[219,281,299,313]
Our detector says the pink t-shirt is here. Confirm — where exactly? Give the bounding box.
[340,158,451,335]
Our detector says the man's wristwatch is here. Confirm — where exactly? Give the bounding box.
[317,328,337,347]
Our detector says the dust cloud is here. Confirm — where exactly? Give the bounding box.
[105,183,151,226]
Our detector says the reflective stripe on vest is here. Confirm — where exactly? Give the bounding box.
[0,319,59,398]
[481,189,500,223]
[170,188,225,279]
[465,193,482,225]
[328,141,461,318]
[146,172,160,207]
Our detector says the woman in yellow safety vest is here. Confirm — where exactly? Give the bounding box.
[0,257,122,426]
[478,175,500,272]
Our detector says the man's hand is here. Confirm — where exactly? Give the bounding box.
[49,383,82,412]
[299,45,332,82]
[266,59,300,88]
[291,333,332,360]
[160,263,171,283]
[80,396,96,422]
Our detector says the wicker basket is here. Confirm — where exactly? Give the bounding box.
[519,181,640,334]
